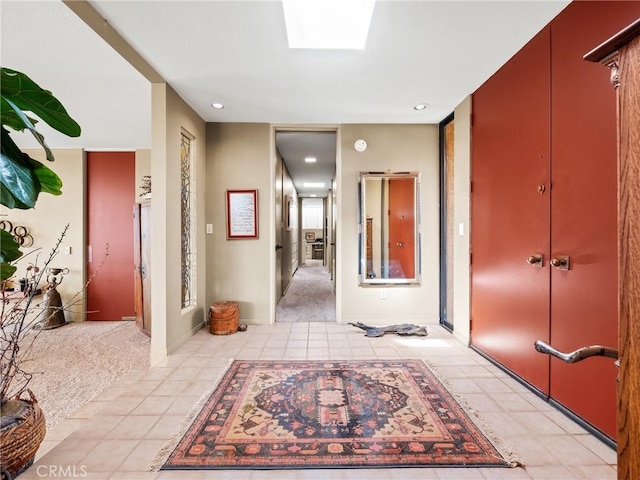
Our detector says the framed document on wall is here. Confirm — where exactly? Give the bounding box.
[226,189,258,239]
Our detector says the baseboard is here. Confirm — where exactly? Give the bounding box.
[469,345,616,450]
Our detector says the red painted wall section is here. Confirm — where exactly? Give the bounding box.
[86,152,136,321]
[471,27,552,394]
[548,0,640,440]
[471,1,640,440]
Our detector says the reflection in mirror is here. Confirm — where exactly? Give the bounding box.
[359,172,421,285]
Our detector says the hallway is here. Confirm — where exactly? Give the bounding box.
[25,323,615,479]
[276,264,336,322]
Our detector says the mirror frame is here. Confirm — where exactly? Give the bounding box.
[358,171,421,286]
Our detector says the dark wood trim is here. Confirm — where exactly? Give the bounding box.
[585,18,640,480]
[584,18,640,62]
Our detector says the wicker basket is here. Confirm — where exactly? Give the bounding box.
[0,389,47,479]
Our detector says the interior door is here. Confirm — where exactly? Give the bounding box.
[86,151,136,321]
[548,1,639,439]
[471,27,552,393]
[388,178,415,279]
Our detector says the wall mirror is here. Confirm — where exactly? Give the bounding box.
[358,172,421,285]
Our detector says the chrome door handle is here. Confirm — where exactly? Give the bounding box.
[396,241,405,248]
[550,256,570,270]
[526,253,544,267]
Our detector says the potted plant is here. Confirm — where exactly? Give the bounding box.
[1,67,80,478]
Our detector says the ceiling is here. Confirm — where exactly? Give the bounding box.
[1,0,570,197]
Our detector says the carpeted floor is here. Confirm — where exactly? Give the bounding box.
[158,359,511,470]
[20,320,150,428]
[276,264,336,322]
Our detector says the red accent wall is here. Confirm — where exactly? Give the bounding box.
[86,152,136,321]
[471,26,552,394]
[471,1,640,439]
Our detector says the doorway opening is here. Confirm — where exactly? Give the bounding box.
[274,129,337,322]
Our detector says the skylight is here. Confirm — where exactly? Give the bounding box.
[282,0,376,50]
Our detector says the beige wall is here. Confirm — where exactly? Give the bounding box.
[452,97,472,345]
[150,84,207,363]
[206,123,273,324]
[0,149,86,323]
[339,124,440,324]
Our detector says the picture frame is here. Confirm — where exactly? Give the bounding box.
[305,232,315,242]
[226,189,258,239]
[286,195,297,231]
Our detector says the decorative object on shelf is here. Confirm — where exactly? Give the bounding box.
[38,267,70,330]
[139,175,151,199]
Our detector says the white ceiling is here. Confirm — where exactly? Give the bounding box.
[1,0,570,196]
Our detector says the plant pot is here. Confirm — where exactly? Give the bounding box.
[0,390,46,479]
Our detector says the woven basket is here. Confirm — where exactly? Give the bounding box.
[0,389,47,478]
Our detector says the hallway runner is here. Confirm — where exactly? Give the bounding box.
[159,360,512,470]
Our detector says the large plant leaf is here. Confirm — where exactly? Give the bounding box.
[0,262,17,282]
[0,182,31,209]
[3,97,54,162]
[1,68,80,138]
[30,158,62,196]
[0,127,38,208]
[0,230,22,262]
[0,230,21,281]
[1,98,39,131]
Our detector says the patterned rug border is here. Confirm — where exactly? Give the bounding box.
[147,357,235,471]
[148,358,522,471]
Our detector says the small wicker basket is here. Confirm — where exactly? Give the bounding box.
[0,389,47,478]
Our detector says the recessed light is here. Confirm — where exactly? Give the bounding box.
[211,103,224,109]
[305,157,317,163]
[303,182,325,188]
[413,103,429,111]
[310,194,317,197]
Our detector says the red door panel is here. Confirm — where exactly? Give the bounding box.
[388,178,415,278]
[87,152,136,321]
[471,27,552,393]
[549,1,640,439]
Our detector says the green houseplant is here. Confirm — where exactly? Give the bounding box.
[0,67,80,478]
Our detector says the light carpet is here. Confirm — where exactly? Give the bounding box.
[276,265,336,322]
[20,320,150,428]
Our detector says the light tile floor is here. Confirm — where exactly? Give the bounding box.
[23,323,616,480]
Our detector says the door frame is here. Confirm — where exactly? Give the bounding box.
[439,113,454,331]
[270,125,340,324]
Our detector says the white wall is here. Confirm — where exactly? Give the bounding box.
[339,124,440,324]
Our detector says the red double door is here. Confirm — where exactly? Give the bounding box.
[471,1,639,440]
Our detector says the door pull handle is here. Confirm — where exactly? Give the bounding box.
[550,255,570,270]
[526,253,544,267]
[275,244,283,251]
[534,340,618,363]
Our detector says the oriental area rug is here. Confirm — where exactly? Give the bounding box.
[159,360,512,470]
